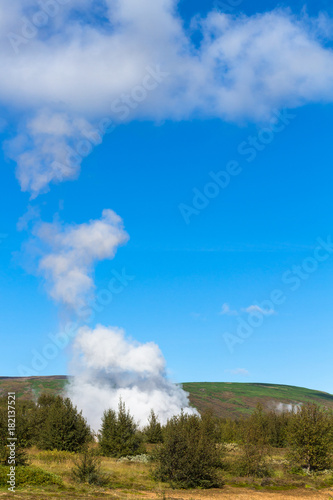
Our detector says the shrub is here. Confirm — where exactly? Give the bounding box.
[37,394,92,452]
[99,400,144,458]
[0,446,29,466]
[143,410,163,444]
[0,398,37,449]
[154,411,223,489]
[235,405,272,478]
[287,403,333,472]
[0,465,63,487]
[71,451,109,485]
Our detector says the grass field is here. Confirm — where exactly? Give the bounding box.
[1,376,332,419]
[0,446,332,499]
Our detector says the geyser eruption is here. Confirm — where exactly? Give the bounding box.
[23,208,195,428]
[67,324,196,430]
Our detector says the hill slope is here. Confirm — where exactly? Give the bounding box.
[182,382,333,418]
[1,377,333,419]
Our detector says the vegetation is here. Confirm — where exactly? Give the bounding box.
[143,409,163,443]
[0,465,63,487]
[287,403,333,471]
[235,404,272,477]
[36,394,92,452]
[2,377,333,419]
[71,450,109,485]
[154,411,223,488]
[99,400,144,458]
[0,385,333,497]
[182,381,333,418]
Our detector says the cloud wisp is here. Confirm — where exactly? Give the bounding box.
[22,209,128,309]
[224,368,249,376]
[242,305,276,316]
[220,303,276,317]
[220,303,239,316]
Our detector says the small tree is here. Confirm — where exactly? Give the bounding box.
[99,400,143,457]
[37,395,91,452]
[0,397,29,466]
[236,404,271,477]
[143,410,163,444]
[287,403,333,472]
[71,450,107,485]
[154,412,223,488]
[266,410,290,448]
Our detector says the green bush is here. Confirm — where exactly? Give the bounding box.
[0,398,38,449]
[235,405,272,478]
[287,403,333,472]
[71,451,109,485]
[99,400,144,458]
[143,410,163,444]
[0,446,29,467]
[0,465,63,487]
[154,411,223,489]
[37,394,92,452]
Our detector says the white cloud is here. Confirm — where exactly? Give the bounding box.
[220,303,238,316]
[225,368,250,376]
[243,305,276,316]
[67,324,197,430]
[1,2,333,195]
[32,209,128,308]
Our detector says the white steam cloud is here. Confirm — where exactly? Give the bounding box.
[24,210,195,425]
[67,325,196,430]
[274,402,302,413]
[34,209,128,308]
[1,1,333,195]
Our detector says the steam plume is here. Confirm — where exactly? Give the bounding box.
[67,325,196,430]
[34,209,128,308]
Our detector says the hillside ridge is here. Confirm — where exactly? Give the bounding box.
[1,376,332,419]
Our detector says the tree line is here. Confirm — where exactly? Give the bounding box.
[0,394,332,488]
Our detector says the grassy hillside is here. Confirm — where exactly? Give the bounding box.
[182,382,333,418]
[0,376,68,400]
[1,376,333,419]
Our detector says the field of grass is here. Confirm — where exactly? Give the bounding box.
[1,377,333,419]
[0,446,332,499]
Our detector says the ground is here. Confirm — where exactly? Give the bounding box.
[0,447,332,500]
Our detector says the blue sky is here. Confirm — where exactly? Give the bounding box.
[1,0,333,395]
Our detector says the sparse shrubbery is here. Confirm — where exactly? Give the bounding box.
[0,465,63,487]
[1,390,333,492]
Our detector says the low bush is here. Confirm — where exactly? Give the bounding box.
[0,465,63,487]
[71,451,109,486]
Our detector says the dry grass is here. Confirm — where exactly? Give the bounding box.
[0,447,332,500]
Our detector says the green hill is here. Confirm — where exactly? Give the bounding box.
[182,382,333,418]
[1,377,333,419]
